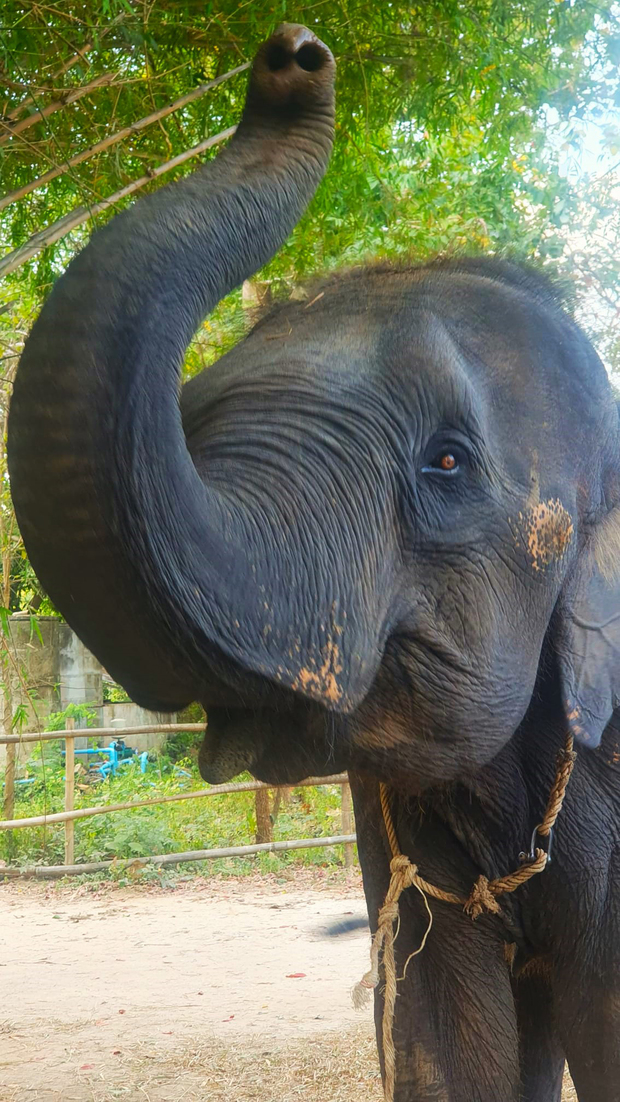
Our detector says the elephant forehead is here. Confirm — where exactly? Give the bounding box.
[185,262,617,495]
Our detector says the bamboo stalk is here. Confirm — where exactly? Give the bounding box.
[0,126,236,277]
[0,723,205,746]
[0,834,358,879]
[5,43,95,119]
[0,63,249,211]
[0,775,348,830]
[0,72,118,145]
[5,12,128,122]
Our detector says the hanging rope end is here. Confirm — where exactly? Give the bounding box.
[352,972,377,1009]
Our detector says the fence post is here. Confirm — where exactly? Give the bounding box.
[341,779,354,868]
[64,717,75,865]
[3,741,15,821]
[255,787,272,844]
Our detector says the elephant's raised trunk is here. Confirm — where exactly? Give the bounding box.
[8,26,337,710]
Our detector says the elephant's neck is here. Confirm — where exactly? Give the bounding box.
[425,700,568,884]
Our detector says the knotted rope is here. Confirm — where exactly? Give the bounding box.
[353,730,576,1102]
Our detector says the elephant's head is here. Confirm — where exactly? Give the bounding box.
[9,28,620,794]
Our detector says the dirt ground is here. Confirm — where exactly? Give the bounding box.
[1,870,577,1101]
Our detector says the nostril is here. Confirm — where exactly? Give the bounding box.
[295,43,326,72]
[266,42,290,72]
[265,39,328,75]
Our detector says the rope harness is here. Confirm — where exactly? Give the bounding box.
[352,730,576,1102]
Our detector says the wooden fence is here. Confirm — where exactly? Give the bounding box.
[0,723,356,878]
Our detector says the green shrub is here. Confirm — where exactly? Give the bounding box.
[102,681,131,703]
[0,741,355,874]
[161,728,203,763]
[44,701,99,730]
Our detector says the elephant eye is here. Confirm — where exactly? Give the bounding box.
[438,452,457,471]
[422,443,467,476]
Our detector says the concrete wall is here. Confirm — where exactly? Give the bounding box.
[1,616,177,768]
[58,628,104,725]
[7,615,69,728]
[101,703,177,753]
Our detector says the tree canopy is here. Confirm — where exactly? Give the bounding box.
[0,0,619,615]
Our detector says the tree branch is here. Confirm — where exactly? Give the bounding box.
[0,61,249,211]
[0,125,237,278]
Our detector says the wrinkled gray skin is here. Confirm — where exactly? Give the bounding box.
[8,25,620,1102]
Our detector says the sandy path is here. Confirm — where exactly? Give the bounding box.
[1,875,373,1099]
[0,874,578,1101]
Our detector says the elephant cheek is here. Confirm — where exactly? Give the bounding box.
[290,638,345,707]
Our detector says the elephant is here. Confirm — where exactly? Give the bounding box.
[8,22,620,1102]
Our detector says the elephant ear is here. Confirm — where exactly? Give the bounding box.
[554,508,620,748]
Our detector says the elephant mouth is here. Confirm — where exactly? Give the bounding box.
[198,707,265,783]
[198,699,347,785]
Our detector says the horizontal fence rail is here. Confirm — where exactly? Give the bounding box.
[0,723,205,746]
[0,835,358,880]
[0,774,349,830]
[0,722,356,876]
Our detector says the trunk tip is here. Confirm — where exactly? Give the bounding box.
[251,24,335,109]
